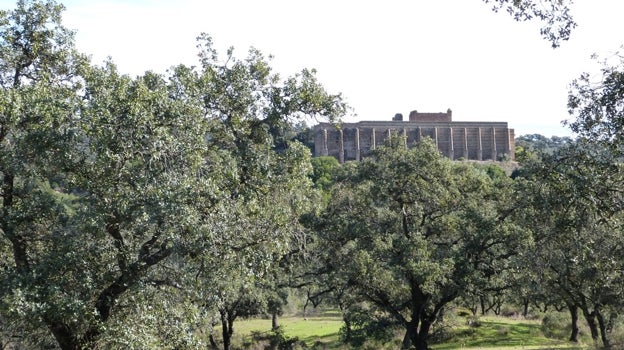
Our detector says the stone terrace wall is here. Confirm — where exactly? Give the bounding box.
[314,121,515,163]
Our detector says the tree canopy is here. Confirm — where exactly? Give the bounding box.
[0,1,345,348]
[6,0,624,349]
[310,137,525,350]
[483,0,576,47]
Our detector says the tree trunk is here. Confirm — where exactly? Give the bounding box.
[581,308,600,342]
[415,319,432,350]
[272,311,279,330]
[343,315,352,342]
[480,296,486,315]
[220,310,233,350]
[567,303,579,342]
[401,322,415,350]
[48,321,106,350]
[302,295,310,319]
[401,319,431,350]
[218,309,237,350]
[494,301,501,316]
[413,337,429,350]
[596,310,611,349]
[209,334,219,349]
[469,304,477,316]
[48,322,80,350]
[522,298,529,318]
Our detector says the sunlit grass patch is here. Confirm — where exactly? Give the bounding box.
[432,316,587,350]
[230,314,343,348]
[231,312,591,349]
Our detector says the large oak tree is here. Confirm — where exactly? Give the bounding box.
[0,1,346,348]
[311,137,525,350]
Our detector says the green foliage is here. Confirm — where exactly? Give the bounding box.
[514,141,624,348]
[226,313,342,349]
[0,1,345,348]
[164,33,340,350]
[2,1,622,349]
[562,50,624,349]
[474,162,508,181]
[483,0,576,47]
[265,326,301,350]
[541,312,573,340]
[515,134,574,156]
[225,313,586,350]
[567,54,624,154]
[310,136,525,349]
[0,0,92,347]
[339,303,399,347]
[310,156,340,191]
[433,316,569,350]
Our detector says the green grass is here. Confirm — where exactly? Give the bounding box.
[432,316,586,350]
[232,311,343,348]
[228,313,591,350]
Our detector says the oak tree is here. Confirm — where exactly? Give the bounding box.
[311,137,524,350]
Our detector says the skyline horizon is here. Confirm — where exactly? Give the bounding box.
[3,0,621,138]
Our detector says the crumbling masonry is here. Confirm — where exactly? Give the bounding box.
[314,109,515,162]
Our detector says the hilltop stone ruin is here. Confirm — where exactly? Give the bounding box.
[314,109,515,162]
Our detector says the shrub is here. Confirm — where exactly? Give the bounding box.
[467,316,481,328]
[431,308,466,343]
[500,305,521,318]
[338,305,399,347]
[248,327,302,350]
[606,317,624,349]
[541,311,570,339]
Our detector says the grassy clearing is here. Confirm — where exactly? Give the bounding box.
[228,312,592,349]
[233,315,343,348]
[432,316,586,350]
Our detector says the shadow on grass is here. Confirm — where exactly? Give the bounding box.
[300,333,341,348]
[432,320,585,350]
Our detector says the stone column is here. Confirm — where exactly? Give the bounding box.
[339,129,344,163]
[463,127,469,160]
[355,128,361,161]
[322,128,328,156]
[403,127,408,149]
[477,127,483,161]
[509,129,515,160]
[371,128,376,150]
[449,127,454,159]
[505,128,511,157]
[434,127,439,149]
[491,127,497,160]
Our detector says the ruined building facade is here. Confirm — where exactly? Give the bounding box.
[314,109,515,162]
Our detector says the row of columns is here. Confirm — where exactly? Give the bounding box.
[321,126,512,163]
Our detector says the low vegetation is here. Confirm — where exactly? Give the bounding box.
[210,308,610,350]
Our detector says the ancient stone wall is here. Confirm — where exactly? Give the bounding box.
[409,109,452,122]
[314,112,515,163]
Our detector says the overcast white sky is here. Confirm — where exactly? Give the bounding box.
[4,0,624,136]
